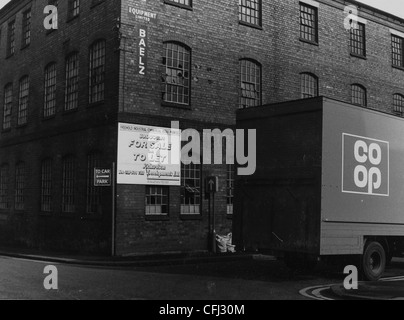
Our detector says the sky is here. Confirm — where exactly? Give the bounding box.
[0,0,403,18]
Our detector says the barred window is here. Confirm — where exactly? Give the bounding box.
[146,186,169,215]
[41,159,52,212]
[89,40,106,104]
[165,0,191,8]
[227,164,234,215]
[44,63,57,117]
[300,3,318,43]
[239,0,261,27]
[65,52,79,111]
[240,59,261,108]
[3,84,13,130]
[68,0,80,18]
[22,10,31,47]
[351,84,367,107]
[62,156,75,213]
[300,73,318,98]
[0,164,9,209]
[393,94,404,115]
[86,152,101,214]
[392,35,404,68]
[181,162,201,215]
[7,20,15,56]
[15,162,25,211]
[163,42,190,105]
[350,23,366,57]
[18,76,29,125]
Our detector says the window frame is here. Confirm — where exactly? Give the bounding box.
[393,93,404,115]
[392,34,404,70]
[164,0,192,10]
[21,9,32,48]
[350,22,366,59]
[239,59,262,109]
[40,158,53,213]
[44,62,58,118]
[62,155,76,213]
[299,3,318,45]
[300,72,319,99]
[180,161,201,217]
[351,84,367,107]
[239,0,262,29]
[65,52,80,111]
[88,40,106,105]
[14,162,26,211]
[145,186,170,217]
[3,83,13,131]
[68,0,80,20]
[6,19,16,57]
[162,41,191,108]
[0,164,9,210]
[18,76,29,126]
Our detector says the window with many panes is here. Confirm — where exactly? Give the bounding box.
[163,42,190,105]
[181,162,201,215]
[22,10,31,47]
[0,164,9,209]
[300,3,318,44]
[227,164,234,215]
[350,23,366,57]
[89,40,106,104]
[44,63,57,117]
[351,84,367,107]
[15,162,25,211]
[300,73,318,98]
[86,152,101,214]
[146,186,169,215]
[165,0,191,8]
[239,0,261,27]
[393,94,404,115]
[392,35,404,68]
[7,20,15,56]
[62,156,75,213]
[240,59,261,108]
[18,76,29,125]
[3,84,13,130]
[68,0,80,19]
[65,52,79,111]
[41,159,52,212]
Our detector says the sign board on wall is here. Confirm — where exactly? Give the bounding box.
[138,26,147,75]
[117,123,181,185]
[94,168,112,187]
[128,6,158,24]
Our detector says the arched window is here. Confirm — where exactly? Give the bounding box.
[351,84,367,107]
[3,83,13,130]
[393,94,404,114]
[18,76,29,125]
[163,42,190,105]
[240,59,261,108]
[62,155,76,213]
[0,164,9,209]
[15,162,26,210]
[89,40,106,104]
[44,62,57,117]
[65,52,80,111]
[300,73,318,98]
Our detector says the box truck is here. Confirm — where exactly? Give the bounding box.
[234,97,404,281]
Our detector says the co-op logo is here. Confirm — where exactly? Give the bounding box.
[342,133,389,196]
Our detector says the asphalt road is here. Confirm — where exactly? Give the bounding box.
[0,255,403,300]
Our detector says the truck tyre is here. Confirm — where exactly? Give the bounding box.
[362,241,386,281]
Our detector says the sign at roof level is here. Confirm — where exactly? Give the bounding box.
[128,5,158,23]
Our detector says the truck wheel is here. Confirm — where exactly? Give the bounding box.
[362,242,386,281]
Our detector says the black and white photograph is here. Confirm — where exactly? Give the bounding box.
[0,0,403,306]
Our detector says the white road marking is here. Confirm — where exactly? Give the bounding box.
[299,284,337,300]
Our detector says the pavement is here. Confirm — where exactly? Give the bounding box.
[0,246,258,267]
[0,246,402,300]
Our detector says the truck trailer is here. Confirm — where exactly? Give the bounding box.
[234,97,404,281]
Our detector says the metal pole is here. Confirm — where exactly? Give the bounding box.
[212,192,216,253]
[112,162,116,257]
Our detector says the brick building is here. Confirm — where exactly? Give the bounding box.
[0,0,404,255]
